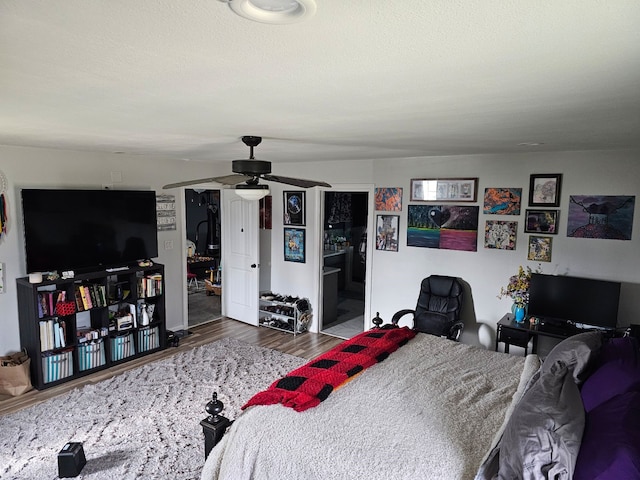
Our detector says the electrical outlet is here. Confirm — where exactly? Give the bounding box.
[164,240,174,250]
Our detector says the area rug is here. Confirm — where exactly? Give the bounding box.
[0,338,306,480]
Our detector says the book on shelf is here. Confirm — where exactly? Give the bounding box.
[137,274,163,298]
[37,289,66,318]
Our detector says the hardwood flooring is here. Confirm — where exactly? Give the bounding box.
[0,318,345,416]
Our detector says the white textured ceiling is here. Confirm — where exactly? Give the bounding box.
[1,1,640,166]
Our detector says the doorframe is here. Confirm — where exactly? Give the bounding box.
[317,183,375,332]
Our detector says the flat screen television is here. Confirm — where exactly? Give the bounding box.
[528,273,621,329]
[22,189,158,273]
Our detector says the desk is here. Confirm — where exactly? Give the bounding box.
[495,314,579,355]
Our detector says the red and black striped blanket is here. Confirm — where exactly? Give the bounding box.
[242,326,417,412]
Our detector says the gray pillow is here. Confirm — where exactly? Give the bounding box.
[541,331,602,384]
[498,362,585,480]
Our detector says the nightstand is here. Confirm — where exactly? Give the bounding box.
[495,314,533,355]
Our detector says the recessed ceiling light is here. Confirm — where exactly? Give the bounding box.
[224,0,317,24]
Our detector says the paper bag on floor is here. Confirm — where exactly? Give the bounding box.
[0,350,33,396]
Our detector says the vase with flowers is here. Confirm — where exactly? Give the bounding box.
[498,266,537,323]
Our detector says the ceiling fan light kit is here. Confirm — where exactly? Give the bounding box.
[235,183,270,201]
[224,0,317,24]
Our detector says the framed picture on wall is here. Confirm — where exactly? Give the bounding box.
[410,178,478,202]
[524,209,559,234]
[283,191,305,226]
[375,214,400,251]
[284,227,305,263]
[529,174,562,207]
[527,235,553,262]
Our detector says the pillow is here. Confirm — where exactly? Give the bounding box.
[574,391,640,480]
[542,331,602,384]
[580,337,640,412]
[498,362,585,479]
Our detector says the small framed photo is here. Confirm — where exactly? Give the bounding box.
[284,228,305,263]
[524,209,559,234]
[410,178,478,202]
[283,191,305,226]
[527,235,553,262]
[529,174,562,207]
[375,214,400,252]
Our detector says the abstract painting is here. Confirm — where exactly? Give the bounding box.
[484,220,517,250]
[483,188,522,215]
[567,195,635,240]
[407,204,479,252]
[527,235,552,262]
[374,187,403,211]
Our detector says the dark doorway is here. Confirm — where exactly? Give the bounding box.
[321,191,367,338]
[185,189,222,326]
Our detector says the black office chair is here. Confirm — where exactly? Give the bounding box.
[391,275,464,341]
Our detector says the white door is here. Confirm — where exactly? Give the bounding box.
[221,190,259,325]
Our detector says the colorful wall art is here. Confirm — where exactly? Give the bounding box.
[483,188,522,215]
[528,235,552,262]
[284,227,305,263]
[407,204,479,252]
[484,220,517,250]
[567,195,635,240]
[376,214,399,251]
[374,187,403,211]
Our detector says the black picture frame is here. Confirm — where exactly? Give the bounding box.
[283,191,305,226]
[284,228,305,263]
[375,214,400,252]
[529,174,562,207]
[524,209,559,234]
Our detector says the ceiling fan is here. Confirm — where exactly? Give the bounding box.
[163,136,331,199]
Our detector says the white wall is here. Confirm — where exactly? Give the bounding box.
[0,145,222,355]
[2,146,639,355]
[275,150,640,349]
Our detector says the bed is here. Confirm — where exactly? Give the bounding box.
[200,328,640,480]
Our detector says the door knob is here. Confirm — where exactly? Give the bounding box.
[251,264,257,268]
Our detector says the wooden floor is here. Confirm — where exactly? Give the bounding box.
[0,318,345,416]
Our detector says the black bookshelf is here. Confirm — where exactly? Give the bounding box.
[16,264,166,390]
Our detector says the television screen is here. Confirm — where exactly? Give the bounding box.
[528,273,621,329]
[22,189,159,273]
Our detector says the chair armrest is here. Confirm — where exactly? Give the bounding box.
[448,321,464,342]
[391,309,415,325]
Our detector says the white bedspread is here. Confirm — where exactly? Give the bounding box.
[201,333,540,480]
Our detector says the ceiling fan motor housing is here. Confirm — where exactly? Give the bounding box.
[232,159,272,176]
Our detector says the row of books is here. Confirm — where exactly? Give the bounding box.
[75,283,107,311]
[77,327,109,344]
[39,318,67,351]
[42,349,73,384]
[137,274,163,298]
[110,334,136,362]
[138,327,160,353]
[78,340,106,372]
[37,290,65,318]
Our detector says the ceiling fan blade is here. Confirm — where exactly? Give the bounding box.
[262,174,331,188]
[162,174,250,189]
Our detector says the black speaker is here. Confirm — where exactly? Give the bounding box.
[58,442,86,478]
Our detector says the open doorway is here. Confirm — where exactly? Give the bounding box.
[185,189,222,327]
[321,191,368,338]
